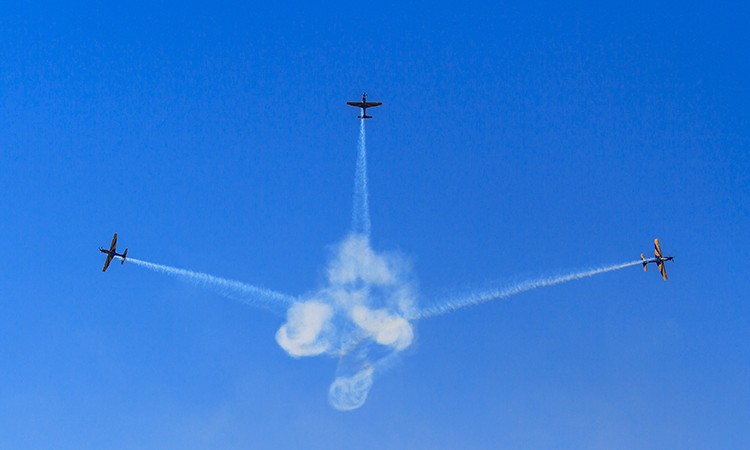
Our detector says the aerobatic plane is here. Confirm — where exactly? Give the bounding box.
[641,238,674,280]
[99,232,128,272]
[346,93,382,119]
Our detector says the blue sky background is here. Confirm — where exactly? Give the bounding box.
[1,1,748,448]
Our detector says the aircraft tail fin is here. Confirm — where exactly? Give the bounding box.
[641,253,647,271]
[121,248,128,264]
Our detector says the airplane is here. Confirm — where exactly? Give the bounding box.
[640,238,674,280]
[99,232,128,272]
[346,93,382,119]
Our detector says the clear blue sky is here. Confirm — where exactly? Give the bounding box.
[1,1,748,448]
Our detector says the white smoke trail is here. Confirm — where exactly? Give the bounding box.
[351,119,371,236]
[416,260,643,319]
[124,257,296,309]
[274,234,415,411]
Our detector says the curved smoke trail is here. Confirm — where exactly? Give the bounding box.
[351,119,371,236]
[125,257,296,309]
[274,233,416,411]
[415,260,644,319]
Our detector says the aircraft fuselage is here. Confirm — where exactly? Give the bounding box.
[100,247,125,259]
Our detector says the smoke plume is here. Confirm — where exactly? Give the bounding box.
[119,119,644,411]
[275,233,416,410]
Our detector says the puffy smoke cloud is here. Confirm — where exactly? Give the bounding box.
[327,235,396,285]
[351,306,413,350]
[275,233,416,410]
[275,301,334,357]
[328,365,374,411]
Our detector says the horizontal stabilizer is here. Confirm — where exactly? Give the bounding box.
[121,248,128,264]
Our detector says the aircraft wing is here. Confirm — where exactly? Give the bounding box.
[654,238,663,258]
[363,102,382,108]
[109,233,118,253]
[658,261,668,280]
[346,101,365,107]
[102,254,114,272]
